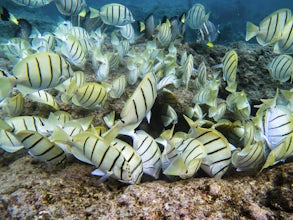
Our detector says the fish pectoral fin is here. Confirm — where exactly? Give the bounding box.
[94,170,113,185]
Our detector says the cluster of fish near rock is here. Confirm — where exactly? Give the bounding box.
[0,2,292,184]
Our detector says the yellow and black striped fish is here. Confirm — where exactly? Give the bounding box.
[9,52,73,94]
[99,3,135,26]
[111,138,143,184]
[71,82,107,109]
[16,130,66,164]
[120,72,157,127]
[132,130,162,179]
[5,116,48,135]
[156,20,172,46]
[61,35,86,69]
[71,132,133,183]
[232,141,265,172]
[186,3,208,30]
[246,8,291,46]
[184,116,232,179]
[267,55,293,83]
[274,17,293,54]
[54,0,86,16]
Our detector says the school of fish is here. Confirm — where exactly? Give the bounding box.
[0,1,292,184]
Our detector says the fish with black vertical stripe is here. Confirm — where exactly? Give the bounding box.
[0,52,73,99]
[120,71,157,129]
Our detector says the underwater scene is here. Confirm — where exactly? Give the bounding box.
[0,0,293,219]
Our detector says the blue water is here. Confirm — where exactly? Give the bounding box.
[2,0,293,43]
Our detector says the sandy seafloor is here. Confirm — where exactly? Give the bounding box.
[0,38,293,219]
[0,7,293,217]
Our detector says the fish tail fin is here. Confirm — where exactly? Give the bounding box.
[246,22,259,41]
[9,13,19,25]
[0,77,15,100]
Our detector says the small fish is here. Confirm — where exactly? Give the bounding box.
[267,55,293,83]
[0,52,73,98]
[184,115,232,179]
[109,75,127,99]
[117,23,136,43]
[31,32,55,52]
[111,138,143,184]
[99,3,135,26]
[181,54,194,89]
[194,62,207,89]
[11,0,53,8]
[185,103,205,121]
[186,3,209,30]
[246,8,291,46]
[27,90,59,110]
[232,141,265,171]
[222,50,238,92]
[156,20,172,46]
[5,116,48,135]
[71,82,108,109]
[120,71,157,128]
[0,130,23,153]
[165,138,206,179]
[192,79,219,107]
[16,130,66,164]
[0,6,18,24]
[0,93,24,116]
[54,0,87,16]
[131,130,162,179]
[60,35,86,69]
[196,20,219,45]
[274,17,293,54]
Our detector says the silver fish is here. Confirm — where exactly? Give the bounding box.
[54,0,86,16]
[267,55,293,83]
[186,3,208,30]
[99,3,135,26]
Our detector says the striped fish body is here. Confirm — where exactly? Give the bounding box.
[267,55,293,82]
[226,91,251,120]
[109,75,127,99]
[111,139,143,184]
[185,116,231,178]
[118,23,135,42]
[1,93,24,116]
[195,62,207,89]
[263,105,293,150]
[61,36,86,69]
[132,130,162,179]
[120,72,157,127]
[99,3,135,26]
[16,130,66,164]
[174,138,207,179]
[246,8,291,46]
[222,50,238,84]
[5,116,48,135]
[182,54,194,88]
[72,132,132,183]
[232,141,265,171]
[0,130,23,153]
[193,128,231,179]
[27,90,59,110]
[274,17,293,54]
[13,52,73,94]
[54,0,86,16]
[11,0,53,8]
[186,3,207,30]
[157,22,172,46]
[72,82,107,109]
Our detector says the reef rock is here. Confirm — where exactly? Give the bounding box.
[0,153,292,219]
